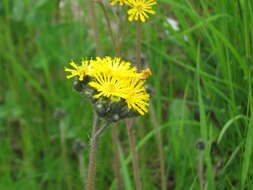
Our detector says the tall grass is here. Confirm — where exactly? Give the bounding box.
[0,0,253,189]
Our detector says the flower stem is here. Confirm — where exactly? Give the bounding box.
[99,6,124,189]
[86,113,99,190]
[127,119,142,190]
[86,115,110,190]
[136,21,142,68]
[88,0,102,56]
[98,2,119,55]
[124,21,143,190]
[198,151,205,190]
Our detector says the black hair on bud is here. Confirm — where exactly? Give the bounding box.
[73,80,83,92]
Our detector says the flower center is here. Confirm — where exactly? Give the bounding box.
[135,3,144,12]
[105,83,116,93]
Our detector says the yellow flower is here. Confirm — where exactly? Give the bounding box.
[122,79,150,115]
[90,57,138,79]
[88,73,127,98]
[64,60,90,81]
[65,56,151,115]
[110,0,126,6]
[126,0,157,22]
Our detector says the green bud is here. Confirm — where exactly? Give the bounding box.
[112,114,120,122]
[95,103,106,117]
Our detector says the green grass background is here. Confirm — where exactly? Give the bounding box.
[1,0,253,189]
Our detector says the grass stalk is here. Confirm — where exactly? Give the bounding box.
[60,120,72,190]
[126,119,142,190]
[111,124,124,190]
[150,104,167,190]
[86,115,110,190]
[78,152,86,189]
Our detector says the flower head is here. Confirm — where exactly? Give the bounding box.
[64,60,90,81]
[126,0,157,22]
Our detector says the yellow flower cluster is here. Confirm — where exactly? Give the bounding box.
[110,0,157,22]
[65,57,151,115]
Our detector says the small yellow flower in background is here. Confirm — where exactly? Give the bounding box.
[64,60,90,81]
[110,0,126,6]
[126,0,157,22]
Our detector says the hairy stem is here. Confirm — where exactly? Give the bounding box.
[86,114,99,190]
[86,115,110,190]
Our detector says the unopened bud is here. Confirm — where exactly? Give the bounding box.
[196,140,205,151]
[54,108,66,120]
[72,138,86,154]
[112,114,120,122]
[95,103,106,117]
